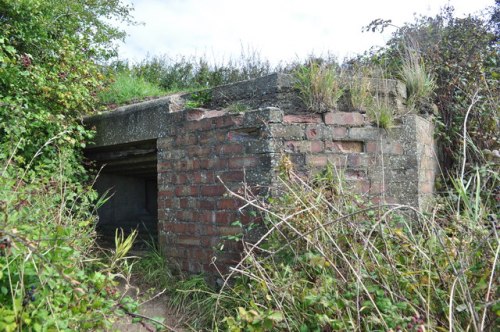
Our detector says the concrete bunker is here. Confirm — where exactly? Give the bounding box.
[85,73,438,274]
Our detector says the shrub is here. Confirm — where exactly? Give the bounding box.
[358,4,499,171]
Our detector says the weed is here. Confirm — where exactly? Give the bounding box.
[170,274,218,329]
[294,62,344,113]
[226,102,250,113]
[185,89,212,109]
[99,71,166,106]
[0,148,140,331]
[208,160,498,331]
[132,240,174,290]
[399,46,436,112]
[367,98,395,130]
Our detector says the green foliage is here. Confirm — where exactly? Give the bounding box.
[185,89,213,109]
[359,4,499,171]
[170,274,218,329]
[207,164,499,331]
[0,0,140,329]
[126,48,273,91]
[294,61,344,113]
[0,157,140,331]
[0,0,133,170]
[99,71,166,106]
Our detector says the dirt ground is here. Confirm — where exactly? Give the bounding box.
[111,280,186,332]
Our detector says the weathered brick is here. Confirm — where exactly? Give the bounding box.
[218,199,241,210]
[365,141,404,154]
[228,156,259,169]
[325,141,363,153]
[174,186,199,196]
[176,236,201,246]
[349,127,382,140]
[175,134,197,146]
[217,143,243,155]
[284,113,322,124]
[200,185,227,196]
[219,170,245,182]
[324,112,365,126]
[198,199,217,210]
[271,124,305,139]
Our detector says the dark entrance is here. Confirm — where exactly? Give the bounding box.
[85,140,158,248]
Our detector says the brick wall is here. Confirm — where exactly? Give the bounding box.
[157,108,278,274]
[156,107,437,275]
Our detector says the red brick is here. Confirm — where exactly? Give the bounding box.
[215,115,244,128]
[324,112,365,126]
[325,141,363,153]
[228,156,259,169]
[284,114,322,124]
[198,158,227,169]
[306,155,328,167]
[198,199,217,209]
[158,190,174,197]
[217,143,243,155]
[174,173,189,184]
[186,145,212,158]
[174,186,199,196]
[179,198,194,209]
[192,171,215,184]
[200,185,227,196]
[158,198,176,209]
[347,154,369,168]
[331,127,348,139]
[157,161,172,172]
[176,210,193,222]
[176,237,201,246]
[175,134,197,146]
[185,119,212,131]
[310,141,324,153]
[218,199,241,210]
[215,211,238,225]
[306,128,319,139]
[219,170,244,182]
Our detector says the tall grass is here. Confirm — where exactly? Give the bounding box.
[205,162,498,331]
[400,46,436,111]
[294,62,344,113]
[99,71,166,106]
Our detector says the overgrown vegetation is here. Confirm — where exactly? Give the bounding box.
[360,4,499,171]
[187,160,498,331]
[0,0,143,329]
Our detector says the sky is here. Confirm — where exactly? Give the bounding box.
[117,0,495,65]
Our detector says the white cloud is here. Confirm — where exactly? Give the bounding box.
[118,0,494,64]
